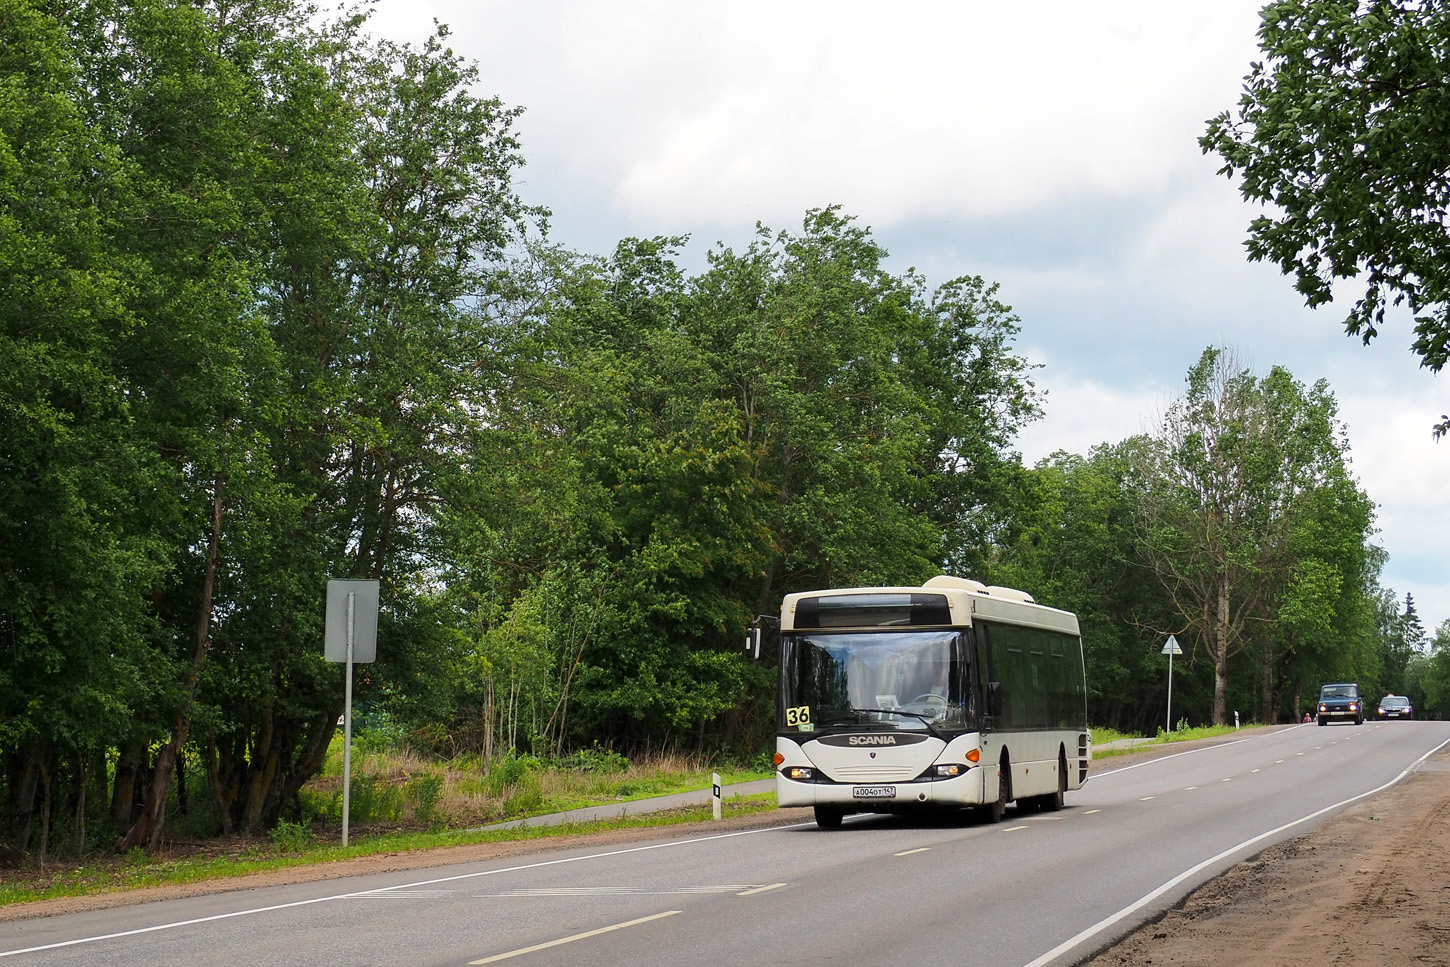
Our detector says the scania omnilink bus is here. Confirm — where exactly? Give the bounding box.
[758,575,1090,828]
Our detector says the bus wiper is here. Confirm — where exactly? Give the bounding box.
[852,708,947,740]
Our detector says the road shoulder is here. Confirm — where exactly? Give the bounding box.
[1080,745,1450,967]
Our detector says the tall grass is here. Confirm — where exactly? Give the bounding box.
[299,737,763,836]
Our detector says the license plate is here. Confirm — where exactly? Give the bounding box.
[853,785,895,799]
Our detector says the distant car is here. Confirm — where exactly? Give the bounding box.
[1377,694,1413,720]
[1317,683,1364,726]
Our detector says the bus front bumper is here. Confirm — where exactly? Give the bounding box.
[777,768,983,809]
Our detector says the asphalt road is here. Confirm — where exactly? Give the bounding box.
[4,721,1448,967]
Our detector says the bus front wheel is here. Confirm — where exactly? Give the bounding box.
[979,757,1008,823]
[814,805,844,829]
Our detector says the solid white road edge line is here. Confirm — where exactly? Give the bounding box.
[0,822,814,959]
[1018,732,1450,967]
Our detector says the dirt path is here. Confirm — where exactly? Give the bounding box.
[6,737,1450,967]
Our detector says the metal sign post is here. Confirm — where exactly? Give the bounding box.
[1161,635,1182,733]
[325,579,379,847]
[344,593,355,846]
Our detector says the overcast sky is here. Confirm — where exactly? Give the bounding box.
[365,0,1449,635]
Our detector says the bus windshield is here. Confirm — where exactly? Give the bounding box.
[780,630,971,731]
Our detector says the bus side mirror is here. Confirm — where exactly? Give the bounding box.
[744,626,763,661]
[744,614,778,662]
[987,681,1003,717]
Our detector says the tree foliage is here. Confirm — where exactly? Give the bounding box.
[1202,0,1450,433]
[437,211,1040,753]
[2,0,537,854]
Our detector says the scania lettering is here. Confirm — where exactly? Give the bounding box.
[753,576,1091,829]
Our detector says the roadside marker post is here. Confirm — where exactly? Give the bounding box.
[1161,635,1182,733]
[325,579,379,847]
[712,773,722,820]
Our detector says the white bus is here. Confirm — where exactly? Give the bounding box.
[761,575,1090,828]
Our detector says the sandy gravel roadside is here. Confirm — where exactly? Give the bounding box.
[1079,741,1450,967]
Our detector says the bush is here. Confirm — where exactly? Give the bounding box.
[485,751,541,797]
[554,745,630,774]
[269,820,312,852]
[405,773,446,826]
[352,711,412,756]
[340,774,403,823]
[502,774,544,815]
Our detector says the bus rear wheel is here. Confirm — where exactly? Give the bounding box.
[1041,752,1066,812]
[814,805,844,829]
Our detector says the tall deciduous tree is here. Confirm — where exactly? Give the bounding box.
[1202,0,1450,434]
[1135,348,1364,725]
[1422,619,1450,717]
[1264,469,1378,720]
[0,0,173,858]
[4,0,539,853]
[192,20,538,836]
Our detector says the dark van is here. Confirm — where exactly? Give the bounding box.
[1317,683,1364,726]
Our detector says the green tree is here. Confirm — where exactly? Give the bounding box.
[82,0,301,853]
[443,210,1039,752]
[1402,592,1427,651]
[1202,0,1450,434]
[192,19,538,835]
[1420,619,1450,717]
[1135,348,1362,725]
[0,0,174,857]
[1267,474,1380,719]
[2,0,539,853]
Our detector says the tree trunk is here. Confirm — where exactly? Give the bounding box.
[1212,575,1230,726]
[239,708,278,835]
[267,706,342,828]
[1260,639,1274,723]
[37,758,52,868]
[10,742,45,855]
[74,752,87,859]
[205,731,237,836]
[115,473,224,853]
[110,739,145,832]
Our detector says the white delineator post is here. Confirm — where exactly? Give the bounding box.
[712,773,722,820]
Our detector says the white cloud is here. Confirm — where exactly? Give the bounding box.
[1014,366,1167,464]
[365,0,1269,228]
[1331,362,1450,625]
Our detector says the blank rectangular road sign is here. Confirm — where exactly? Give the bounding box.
[325,579,378,663]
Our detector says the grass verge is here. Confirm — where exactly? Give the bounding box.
[1092,723,1260,758]
[0,794,780,908]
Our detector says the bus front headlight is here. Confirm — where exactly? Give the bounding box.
[784,767,814,780]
